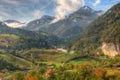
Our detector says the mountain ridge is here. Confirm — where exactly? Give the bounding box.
[23,6,103,42]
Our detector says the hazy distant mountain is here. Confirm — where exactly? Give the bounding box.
[24,15,54,31]
[4,20,26,28]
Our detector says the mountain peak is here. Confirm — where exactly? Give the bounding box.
[82,6,92,10]
[73,6,103,17]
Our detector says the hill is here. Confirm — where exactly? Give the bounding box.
[0,22,63,50]
[0,53,32,70]
[72,3,120,57]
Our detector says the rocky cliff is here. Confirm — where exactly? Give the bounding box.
[101,42,120,57]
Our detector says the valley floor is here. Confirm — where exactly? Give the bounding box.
[0,49,120,80]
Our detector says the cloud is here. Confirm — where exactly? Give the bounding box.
[0,0,55,22]
[32,10,42,18]
[2,0,19,6]
[93,0,101,6]
[52,0,85,23]
[0,10,12,18]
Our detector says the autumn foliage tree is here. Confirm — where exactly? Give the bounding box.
[94,68,107,79]
[23,75,38,80]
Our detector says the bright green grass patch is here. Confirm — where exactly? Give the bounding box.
[0,34,19,39]
[0,49,6,53]
[56,54,76,62]
[69,58,98,65]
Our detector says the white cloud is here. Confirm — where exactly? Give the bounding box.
[5,22,26,28]
[93,0,101,7]
[32,10,42,18]
[52,0,85,23]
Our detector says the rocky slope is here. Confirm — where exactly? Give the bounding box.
[101,42,120,57]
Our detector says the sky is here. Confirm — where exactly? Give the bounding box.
[0,0,120,23]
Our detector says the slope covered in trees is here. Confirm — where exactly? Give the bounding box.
[72,2,120,55]
[0,22,63,50]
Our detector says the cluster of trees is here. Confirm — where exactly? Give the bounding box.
[0,34,49,50]
[0,59,20,71]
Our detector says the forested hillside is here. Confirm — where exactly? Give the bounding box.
[72,3,120,56]
[0,22,63,50]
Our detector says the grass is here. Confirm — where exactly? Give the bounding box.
[69,57,98,65]
[19,49,73,62]
[0,34,20,47]
[0,53,32,69]
[0,49,6,53]
[0,34,19,39]
[19,49,100,67]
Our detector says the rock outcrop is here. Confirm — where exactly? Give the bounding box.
[101,42,120,57]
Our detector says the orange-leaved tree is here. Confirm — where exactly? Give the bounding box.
[23,75,38,80]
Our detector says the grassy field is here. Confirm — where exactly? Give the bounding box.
[19,49,75,62]
[0,53,32,69]
[17,49,102,67]
[0,34,19,39]
[69,58,98,65]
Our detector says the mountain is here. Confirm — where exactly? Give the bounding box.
[0,22,63,50]
[4,20,26,28]
[45,6,102,39]
[23,15,54,31]
[23,6,103,41]
[72,3,120,57]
